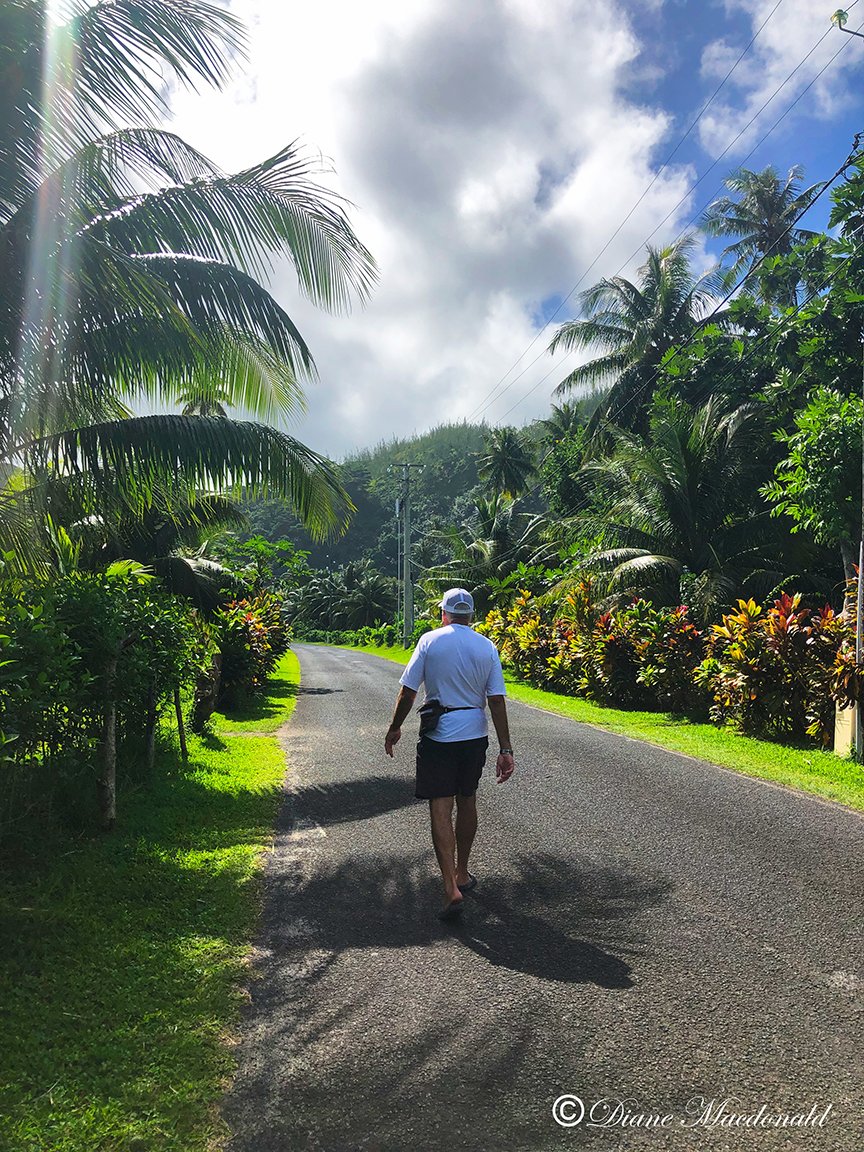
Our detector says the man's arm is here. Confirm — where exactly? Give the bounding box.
[385,685,417,757]
[487,694,515,783]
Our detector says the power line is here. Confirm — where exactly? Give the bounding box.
[464,0,787,424]
[591,132,863,432]
[472,6,859,425]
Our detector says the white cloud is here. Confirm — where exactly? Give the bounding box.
[698,0,862,157]
[164,0,699,458]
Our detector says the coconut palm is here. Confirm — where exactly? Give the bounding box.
[702,165,824,307]
[539,401,587,445]
[571,397,782,621]
[476,427,536,497]
[0,0,377,567]
[341,562,398,629]
[548,235,728,430]
[427,493,551,613]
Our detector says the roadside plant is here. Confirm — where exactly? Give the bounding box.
[215,592,290,706]
[695,594,848,744]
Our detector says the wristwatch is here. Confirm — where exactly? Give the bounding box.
[499,748,513,755]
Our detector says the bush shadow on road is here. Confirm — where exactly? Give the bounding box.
[283,774,416,826]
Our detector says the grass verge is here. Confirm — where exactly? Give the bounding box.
[0,649,300,1152]
[339,643,864,812]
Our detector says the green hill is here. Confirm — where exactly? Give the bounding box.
[243,421,490,571]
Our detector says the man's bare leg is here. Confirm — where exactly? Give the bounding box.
[429,796,462,906]
[455,793,477,887]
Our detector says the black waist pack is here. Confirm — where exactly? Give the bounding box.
[417,699,475,736]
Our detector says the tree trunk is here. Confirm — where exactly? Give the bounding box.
[97,650,120,831]
[144,681,158,774]
[840,539,859,620]
[191,652,222,732]
[174,687,188,762]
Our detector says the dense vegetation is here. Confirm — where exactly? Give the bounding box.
[3,5,864,847]
[0,0,373,846]
[252,159,864,749]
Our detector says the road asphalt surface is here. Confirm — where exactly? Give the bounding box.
[223,644,864,1152]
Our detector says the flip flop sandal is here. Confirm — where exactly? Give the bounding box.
[457,873,477,893]
[438,899,465,921]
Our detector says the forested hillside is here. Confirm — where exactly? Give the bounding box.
[243,421,497,572]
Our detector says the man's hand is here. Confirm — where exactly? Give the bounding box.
[496,751,515,783]
[386,685,416,757]
[385,726,401,757]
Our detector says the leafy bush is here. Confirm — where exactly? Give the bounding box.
[614,600,707,714]
[480,585,861,747]
[695,594,850,744]
[0,566,200,841]
[294,620,406,647]
[215,592,290,707]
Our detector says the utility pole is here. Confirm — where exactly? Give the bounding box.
[388,463,424,646]
[832,7,864,753]
[858,337,864,756]
[395,496,402,596]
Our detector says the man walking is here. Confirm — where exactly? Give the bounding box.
[384,588,515,920]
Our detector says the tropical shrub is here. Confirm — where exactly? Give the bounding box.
[215,592,290,706]
[695,594,850,744]
[614,600,707,714]
[0,567,200,840]
[480,591,560,687]
[481,585,861,747]
[295,622,402,647]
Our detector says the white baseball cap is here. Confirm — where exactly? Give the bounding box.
[440,588,474,615]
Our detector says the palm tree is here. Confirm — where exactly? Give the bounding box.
[539,401,586,445]
[476,427,536,497]
[0,0,377,566]
[571,397,781,621]
[548,235,728,430]
[341,562,398,629]
[427,493,551,613]
[702,165,824,307]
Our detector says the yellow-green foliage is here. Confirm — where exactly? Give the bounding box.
[480,585,861,747]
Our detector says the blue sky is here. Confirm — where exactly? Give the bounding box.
[626,0,863,238]
[165,0,864,458]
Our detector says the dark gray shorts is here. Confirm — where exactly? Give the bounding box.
[415,735,488,799]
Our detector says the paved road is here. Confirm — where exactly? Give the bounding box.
[224,644,864,1152]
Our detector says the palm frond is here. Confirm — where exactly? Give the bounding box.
[31,415,353,540]
[88,142,378,308]
[1,0,245,213]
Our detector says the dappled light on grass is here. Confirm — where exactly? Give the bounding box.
[0,653,299,1151]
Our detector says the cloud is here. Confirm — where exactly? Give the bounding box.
[697,0,863,158]
[165,0,699,459]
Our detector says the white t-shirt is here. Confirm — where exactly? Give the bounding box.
[400,623,506,742]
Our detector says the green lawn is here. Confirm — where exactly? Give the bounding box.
[0,650,299,1152]
[341,643,864,811]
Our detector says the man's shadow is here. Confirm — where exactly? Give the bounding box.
[263,845,670,989]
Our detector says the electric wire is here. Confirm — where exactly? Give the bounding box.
[464,0,788,424]
[470,6,859,424]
